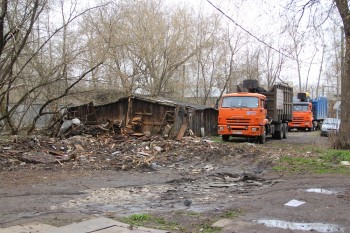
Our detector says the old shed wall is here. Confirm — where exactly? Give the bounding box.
[67,96,218,137]
[67,102,97,124]
[130,98,176,134]
[94,99,129,126]
[188,108,218,137]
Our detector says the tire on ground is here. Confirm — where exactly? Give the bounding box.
[222,135,230,142]
[259,129,266,144]
[282,123,287,139]
[273,128,282,140]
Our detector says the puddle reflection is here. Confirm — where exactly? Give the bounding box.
[306,188,336,195]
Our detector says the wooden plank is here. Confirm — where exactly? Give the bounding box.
[142,121,163,126]
[176,123,188,140]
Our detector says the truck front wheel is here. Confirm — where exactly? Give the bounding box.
[222,135,230,142]
[259,129,266,144]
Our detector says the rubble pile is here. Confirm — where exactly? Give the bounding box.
[0,124,265,172]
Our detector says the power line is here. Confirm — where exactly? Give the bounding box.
[205,0,316,64]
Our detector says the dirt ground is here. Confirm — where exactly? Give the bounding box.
[0,130,349,232]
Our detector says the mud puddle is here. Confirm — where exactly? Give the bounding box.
[51,173,279,216]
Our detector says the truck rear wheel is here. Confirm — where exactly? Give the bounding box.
[222,135,230,142]
[273,129,282,140]
[282,123,287,139]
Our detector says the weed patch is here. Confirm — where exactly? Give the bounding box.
[222,209,241,219]
[119,213,181,231]
[118,209,242,232]
[273,149,350,174]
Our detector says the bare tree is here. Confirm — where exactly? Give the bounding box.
[191,11,222,105]
[241,47,262,81]
[0,0,46,133]
[304,49,317,92]
[84,0,204,98]
[0,0,106,134]
[286,20,306,93]
[215,25,245,106]
[262,41,286,89]
[324,25,342,98]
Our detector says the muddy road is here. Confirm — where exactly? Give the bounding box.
[0,131,349,232]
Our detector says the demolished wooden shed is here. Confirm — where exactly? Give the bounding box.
[67,95,218,138]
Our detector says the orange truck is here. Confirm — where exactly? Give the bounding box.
[288,93,328,131]
[217,80,293,144]
[288,93,314,131]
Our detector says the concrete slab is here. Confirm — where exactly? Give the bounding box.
[0,217,169,233]
[212,219,233,228]
[212,219,308,233]
[0,223,58,233]
[50,217,169,233]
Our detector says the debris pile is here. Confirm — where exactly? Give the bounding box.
[0,123,266,172]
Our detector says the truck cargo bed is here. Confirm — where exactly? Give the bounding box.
[312,97,328,121]
[263,84,293,122]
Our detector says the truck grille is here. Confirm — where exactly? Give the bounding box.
[292,117,304,123]
[226,118,250,126]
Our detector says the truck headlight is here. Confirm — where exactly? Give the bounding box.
[219,126,224,131]
[252,128,258,131]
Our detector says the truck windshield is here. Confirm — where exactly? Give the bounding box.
[293,105,309,112]
[222,96,259,108]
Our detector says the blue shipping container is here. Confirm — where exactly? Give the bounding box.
[311,97,328,121]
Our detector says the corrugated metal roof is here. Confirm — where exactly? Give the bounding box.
[134,95,215,110]
[94,95,216,110]
[69,95,217,111]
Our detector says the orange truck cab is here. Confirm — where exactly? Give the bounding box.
[288,102,314,131]
[218,80,293,144]
[288,92,315,131]
[218,93,268,143]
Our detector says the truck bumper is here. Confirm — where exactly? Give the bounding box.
[288,121,312,128]
[218,125,262,137]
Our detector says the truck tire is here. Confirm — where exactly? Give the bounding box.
[282,123,287,139]
[259,129,266,144]
[273,130,282,140]
[308,125,313,132]
[222,135,230,142]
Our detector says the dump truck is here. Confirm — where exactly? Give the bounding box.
[288,93,314,131]
[288,93,328,131]
[217,80,293,144]
[311,96,328,129]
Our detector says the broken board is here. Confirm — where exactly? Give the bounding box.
[176,123,188,140]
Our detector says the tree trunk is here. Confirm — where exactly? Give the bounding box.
[334,0,350,149]
[315,46,325,97]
